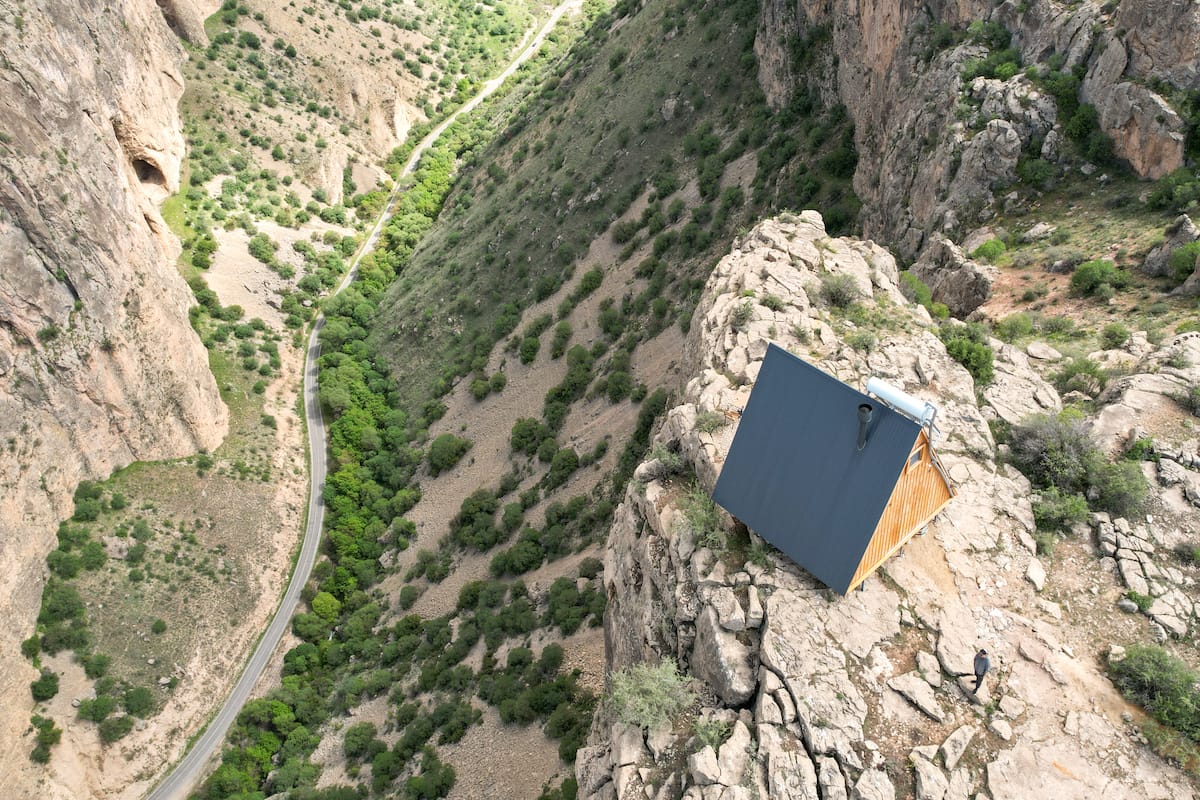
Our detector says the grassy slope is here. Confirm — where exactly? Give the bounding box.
[372,0,857,411]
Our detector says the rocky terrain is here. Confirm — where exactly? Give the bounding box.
[755,0,1196,257]
[578,212,1198,800]
[6,0,1200,797]
[0,0,227,790]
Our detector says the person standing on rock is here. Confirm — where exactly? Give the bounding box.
[973,649,990,693]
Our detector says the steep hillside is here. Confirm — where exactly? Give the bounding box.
[9,0,565,796]
[755,0,1197,257]
[0,0,227,794]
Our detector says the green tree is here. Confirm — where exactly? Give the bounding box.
[30,670,59,702]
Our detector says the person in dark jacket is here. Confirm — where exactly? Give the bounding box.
[973,649,991,693]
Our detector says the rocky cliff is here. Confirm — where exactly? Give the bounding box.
[577,213,1193,800]
[754,0,1196,257]
[0,0,226,785]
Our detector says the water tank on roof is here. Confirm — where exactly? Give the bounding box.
[865,377,938,429]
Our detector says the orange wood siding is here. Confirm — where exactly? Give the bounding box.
[847,430,955,591]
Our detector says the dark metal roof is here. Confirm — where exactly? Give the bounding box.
[712,344,921,594]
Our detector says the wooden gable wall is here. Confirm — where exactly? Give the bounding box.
[846,429,955,592]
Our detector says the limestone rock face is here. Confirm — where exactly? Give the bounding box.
[910,236,996,318]
[754,0,1192,255]
[578,214,1191,800]
[0,2,227,792]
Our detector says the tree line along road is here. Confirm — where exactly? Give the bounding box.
[144,3,582,797]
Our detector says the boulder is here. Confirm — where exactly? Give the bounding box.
[912,756,949,800]
[910,235,996,318]
[852,769,896,800]
[758,724,820,800]
[689,746,721,786]
[940,725,976,771]
[692,606,757,706]
[888,671,946,722]
[1141,216,1198,278]
[1025,558,1046,592]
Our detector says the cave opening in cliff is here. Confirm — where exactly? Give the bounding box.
[132,158,165,188]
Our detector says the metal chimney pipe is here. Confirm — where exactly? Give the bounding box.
[857,403,873,451]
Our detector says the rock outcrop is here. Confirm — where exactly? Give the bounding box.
[1141,215,1199,278]
[579,213,1192,800]
[910,235,996,318]
[754,0,1196,256]
[0,0,226,791]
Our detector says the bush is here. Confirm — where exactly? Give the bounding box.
[30,670,59,702]
[1101,323,1131,349]
[1069,259,1128,297]
[1179,385,1200,416]
[939,322,994,384]
[819,273,860,309]
[1032,487,1088,533]
[679,486,724,549]
[1110,645,1200,740]
[995,313,1034,343]
[609,660,695,730]
[98,715,134,744]
[695,411,728,434]
[428,434,472,476]
[971,238,1006,263]
[1008,412,1098,493]
[899,271,933,308]
[1009,411,1148,517]
[1091,460,1148,518]
[1053,357,1107,397]
[123,686,155,717]
[1170,242,1200,283]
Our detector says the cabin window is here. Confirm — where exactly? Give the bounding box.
[907,447,924,471]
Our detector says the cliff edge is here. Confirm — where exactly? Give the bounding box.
[578,212,1194,800]
[0,0,226,791]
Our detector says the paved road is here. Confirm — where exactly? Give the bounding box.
[143,5,579,799]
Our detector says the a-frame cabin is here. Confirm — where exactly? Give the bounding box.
[712,344,955,594]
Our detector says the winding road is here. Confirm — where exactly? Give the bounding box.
[145,4,580,798]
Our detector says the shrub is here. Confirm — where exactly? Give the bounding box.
[151,618,167,635]
[1101,323,1131,349]
[995,313,1034,343]
[98,715,134,744]
[1069,259,1128,297]
[939,322,994,384]
[1179,385,1200,416]
[1053,357,1107,396]
[845,330,876,352]
[971,238,1006,263]
[679,486,724,549]
[543,448,580,491]
[30,670,59,702]
[1091,460,1148,518]
[694,718,733,751]
[123,686,155,717]
[428,434,471,476]
[1109,645,1200,741]
[899,272,934,311]
[609,660,695,730]
[819,273,860,309]
[730,301,752,331]
[1169,242,1200,283]
[1008,411,1098,493]
[519,336,540,364]
[1032,487,1088,533]
[695,411,728,434]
